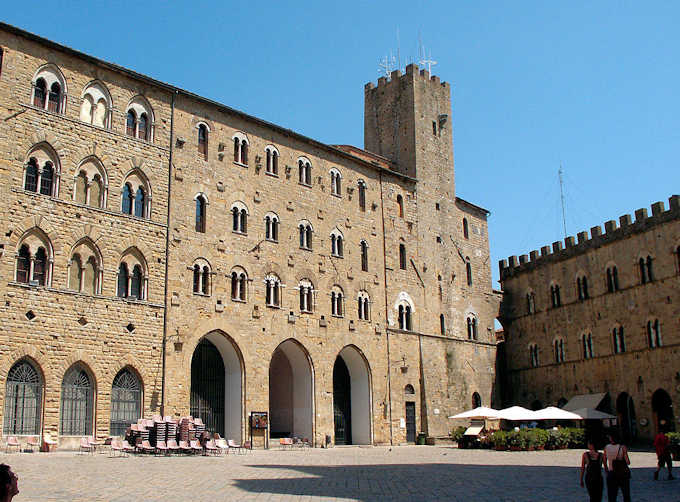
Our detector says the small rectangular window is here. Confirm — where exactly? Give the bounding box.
[432,121,437,135]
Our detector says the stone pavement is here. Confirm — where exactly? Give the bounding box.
[0,445,675,501]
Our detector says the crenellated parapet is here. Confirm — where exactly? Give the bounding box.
[499,195,680,279]
[364,63,448,92]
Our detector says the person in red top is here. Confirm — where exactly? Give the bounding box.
[653,421,674,481]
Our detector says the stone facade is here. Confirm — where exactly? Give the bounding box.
[499,196,680,440]
[0,23,499,448]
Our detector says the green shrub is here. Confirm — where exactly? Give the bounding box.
[451,426,467,442]
[490,430,508,448]
[667,432,680,446]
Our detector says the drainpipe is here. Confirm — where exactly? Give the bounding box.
[378,170,393,445]
[160,90,177,417]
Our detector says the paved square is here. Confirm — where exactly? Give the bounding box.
[0,446,675,501]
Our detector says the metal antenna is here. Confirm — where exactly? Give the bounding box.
[419,47,437,74]
[378,53,396,77]
[397,27,401,71]
[559,162,567,239]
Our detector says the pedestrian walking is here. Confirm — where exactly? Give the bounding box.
[653,422,674,481]
[0,464,19,501]
[580,439,604,502]
[603,431,631,502]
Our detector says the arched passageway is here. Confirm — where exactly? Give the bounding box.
[269,339,314,441]
[190,332,243,441]
[333,346,371,445]
[616,392,637,443]
[652,388,675,434]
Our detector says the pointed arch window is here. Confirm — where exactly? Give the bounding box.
[265,274,281,307]
[265,146,279,175]
[61,365,93,436]
[331,286,344,317]
[3,360,42,435]
[231,203,248,234]
[299,222,313,250]
[24,158,38,192]
[360,240,369,271]
[331,230,344,257]
[613,326,625,354]
[330,168,342,196]
[299,279,314,313]
[230,268,247,302]
[550,284,561,308]
[467,316,478,340]
[198,124,208,160]
[463,218,469,239]
[117,263,129,298]
[126,110,137,137]
[577,275,589,301]
[606,266,620,292]
[554,338,565,363]
[80,82,112,128]
[647,319,661,348]
[399,244,406,270]
[68,242,101,295]
[265,213,279,242]
[110,368,141,437]
[117,251,147,301]
[466,258,473,286]
[195,195,207,233]
[639,256,654,284]
[398,301,413,331]
[298,159,312,186]
[15,237,51,287]
[130,265,143,299]
[33,78,47,108]
[122,183,133,215]
[24,154,57,197]
[397,194,404,218]
[48,82,62,113]
[233,135,248,164]
[358,180,366,211]
[134,187,145,218]
[358,291,370,321]
[582,333,594,359]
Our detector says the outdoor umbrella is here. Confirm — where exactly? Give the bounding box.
[448,406,499,419]
[495,406,538,421]
[532,406,582,420]
[570,408,617,420]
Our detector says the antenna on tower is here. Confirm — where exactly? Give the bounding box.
[396,27,401,71]
[378,53,396,77]
[417,33,437,74]
[558,163,567,239]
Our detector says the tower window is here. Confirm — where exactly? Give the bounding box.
[399,244,406,270]
[432,121,437,135]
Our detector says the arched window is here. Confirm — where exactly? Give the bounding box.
[195,195,207,233]
[399,244,406,270]
[582,333,594,359]
[117,263,129,298]
[265,213,279,242]
[467,316,478,340]
[639,256,654,284]
[472,392,482,408]
[331,286,344,317]
[299,221,313,250]
[330,229,344,257]
[647,319,662,348]
[298,279,314,313]
[606,265,620,293]
[31,65,66,114]
[463,218,469,239]
[298,158,312,186]
[110,368,141,437]
[16,245,31,284]
[198,124,209,160]
[80,81,112,128]
[529,344,539,367]
[360,240,369,271]
[550,284,561,308]
[358,180,366,211]
[405,384,415,395]
[398,301,413,331]
[130,265,143,299]
[73,158,107,208]
[526,291,536,314]
[118,249,147,301]
[231,268,247,301]
[15,230,52,287]
[60,364,94,436]
[330,168,342,196]
[613,326,625,354]
[48,82,62,113]
[121,183,133,214]
[134,188,145,218]
[233,133,248,164]
[193,264,200,294]
[33,78,47,108]
[3,359,43,436]
[358,291,370,321]
[39,162,54,195]
[24,145,59,197]
[554,338,565,363]
[137,113,149,141]
[192,259,211,296]
[577,275,589,300]
[440,314,446,335]
[126,110,137,137]
[24,158,38,192]
[202,266,210,295]
[397,194,404,218]
[466,258,473,286]
[265,146,279,175]
[265,274,281,307]
[68,240,102,295]
[121,170,151,218]
[125,97,154,141]
[231,202,248,234]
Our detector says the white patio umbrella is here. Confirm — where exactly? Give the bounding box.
[570,408,617,420]
[532,406,582,420]
[495,406,538,421]
[448,406,499,419]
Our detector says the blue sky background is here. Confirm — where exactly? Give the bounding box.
[4,1,679,287]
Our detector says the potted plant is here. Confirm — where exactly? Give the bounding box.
[668,432,680,460]
[492,430,508,451]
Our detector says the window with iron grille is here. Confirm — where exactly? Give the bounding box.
[3,360,42,435]
[110,369,141,437]
[60,365,93,436]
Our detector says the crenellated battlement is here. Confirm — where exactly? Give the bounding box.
[499,195,680,279]
[364,63,448,92]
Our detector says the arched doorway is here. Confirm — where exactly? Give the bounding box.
[110,368,142,437]
[3,359,43,436]
[616,392,637,443]
[190,332,243,441]
[332,346,371,445]
[472,392,482,408]
[652,388,675,434]
[269,339,314,442]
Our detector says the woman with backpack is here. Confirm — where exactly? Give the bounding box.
[580,438,604,502]
[603,431,631,502]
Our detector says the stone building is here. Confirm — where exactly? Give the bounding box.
[499,196,680,440]
[0,22,499,449]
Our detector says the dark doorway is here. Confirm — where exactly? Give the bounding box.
[616,392,637,443]
[190,338,225,437]
[652,388,675,433]
[333,356,351,445]
[405,402,416,443]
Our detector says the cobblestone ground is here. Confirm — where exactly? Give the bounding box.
[0,446,675,501]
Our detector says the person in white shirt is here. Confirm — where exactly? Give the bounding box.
[602,431,631,502]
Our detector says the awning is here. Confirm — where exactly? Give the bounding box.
[563,393,607,412]
[571,408,617,420]
[495,406,538,421]
[532,407,582,420]
[448,407,499,419]
[464,425,484,436]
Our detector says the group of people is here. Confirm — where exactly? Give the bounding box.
[580,428,674,502]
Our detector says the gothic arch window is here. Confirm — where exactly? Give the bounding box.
[197,123,209,160]
[230,267,248,302]
[639,255,653,284]
[3,359,43,436]
[117,248,148,300]
[195,194,207,233]
[582,333,594,359]
[80,81,112,128]
[125,96,154,141]
[24,144,60,197]
[233,132,248,165]
[360,240,369,272]
[466,315,478,340]
[554,338,565,363]
[298,157,312,186]
[612,326,626,354]
[405,384,415,396]
[357,290,370,321]
[298,279,314,313]
[121,170,151,218]
[463,218,469,239]
[264,212,279,242]
[606,264,620,292]
[330,168,342,196]
[231,201,248,234]
[265,145,279,175]
[550,283,561,308]
[73,157,108,208]
[264,273,281,307]
[68,239,103,295]
[529,344,539,368]
[576,274,589,301]
[330,285,344,317]
[192,259,212,296]
[358,180,366,211]
[330,228,344,257]
[465,258,473,286]
[647,319,662,348]
[399,243,406,270]
[60,364,94,436]
[110,368,141,437]
[32,64,67,113]
[397,194,404,218]
[526,290,536,314]
[299,220,313,250]
[472,392,482,408]
[15,230,53,286]
[397,299,413,331]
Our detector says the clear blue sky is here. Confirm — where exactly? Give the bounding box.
[4,1,679,287]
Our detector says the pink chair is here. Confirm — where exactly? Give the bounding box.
[228,439,244,454]
[110,439,125,457]
[205,439,219,455]
[140,439,155,454]
[155,440,169,456]
[215,438,229,454]
[5,437,20,454]
[120,440,134,456]
[189,439,203,455]
[166,439,180,455]
[26,436,40,453]
[243,440,252,452]
[79,437,94,455]
[179,440,192,455]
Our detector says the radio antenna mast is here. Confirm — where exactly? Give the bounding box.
[559,163,567,239]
